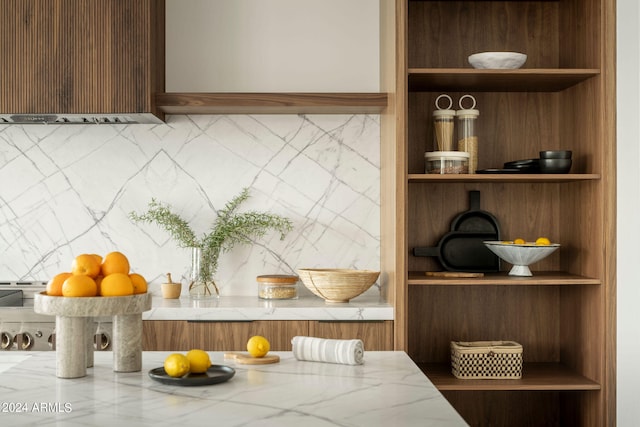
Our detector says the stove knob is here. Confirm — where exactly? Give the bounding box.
[0,332,12,350]
[48,333,56,350]
[13,332,34,350]
[94,333,110,351]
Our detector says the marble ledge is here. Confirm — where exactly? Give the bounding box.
[143,293,393,321]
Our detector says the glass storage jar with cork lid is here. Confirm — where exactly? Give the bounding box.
[257,275,299,300]
[456,95,479,173]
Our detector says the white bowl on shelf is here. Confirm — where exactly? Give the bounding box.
[483,241,560,276]
[468,52,527,69]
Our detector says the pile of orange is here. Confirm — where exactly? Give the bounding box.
[46,251,147,298]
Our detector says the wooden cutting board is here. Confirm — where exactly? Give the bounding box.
[223,352,280,365]
[425,271,484,278]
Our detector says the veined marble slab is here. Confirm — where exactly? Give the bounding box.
[143,294,393,321]
[0,351,468,426]
[6,294,392,322]
[0,354,31,374]
[1,114,381,298]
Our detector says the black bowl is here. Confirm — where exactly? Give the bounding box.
[539,158,572,173]
[539,150,572,159]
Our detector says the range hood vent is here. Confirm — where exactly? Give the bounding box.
[0,0,165,125]
[0,114,164,125]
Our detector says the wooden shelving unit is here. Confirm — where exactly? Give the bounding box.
[408,69,600,92]
[156,92,388,115]
[408,271,601,286]
[408,173,600,183]
[420,363,601,391]
[383,0,617,425]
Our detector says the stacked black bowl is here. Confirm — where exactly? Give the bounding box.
[539,150,572,173]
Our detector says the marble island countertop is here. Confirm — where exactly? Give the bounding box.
[0,351,467,427]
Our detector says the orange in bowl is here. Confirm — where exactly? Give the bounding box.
[101,251,130,276]
[129,273,148,294]
[46,272,72,296]
[100,273,134,297]
[61,275,98,297]
[71,254,101,278]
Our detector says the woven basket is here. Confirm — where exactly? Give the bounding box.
[451,341,523,379]
[297,269,379,303]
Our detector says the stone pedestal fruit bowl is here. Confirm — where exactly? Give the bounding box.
[297,269,380,303]
[483,241,560,277]
[35,292,151,317]
[34,292,152,378]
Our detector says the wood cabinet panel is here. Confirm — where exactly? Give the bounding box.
[408,1,560,69]
[0,0,164,118]
[442,391,561,427]
[408,286,560,363]
[142,320,189,351]
[156,93,387,115]
[142,320,394,352]
[190,321,308,351]
[309,321,394,351]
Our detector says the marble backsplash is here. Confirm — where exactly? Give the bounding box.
[0,114,380,297]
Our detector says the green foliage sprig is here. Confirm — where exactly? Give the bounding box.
[129,188,293,282]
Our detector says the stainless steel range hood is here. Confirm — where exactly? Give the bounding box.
[0,1,165,125]
[0,113,164,125]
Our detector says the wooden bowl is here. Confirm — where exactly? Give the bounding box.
[297,269,379,303]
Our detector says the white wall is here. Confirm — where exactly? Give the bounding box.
[617,0,640,424]
[166,0,380,92]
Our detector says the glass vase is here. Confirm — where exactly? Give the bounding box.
[186,247,219,299]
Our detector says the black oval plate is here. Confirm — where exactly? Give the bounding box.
[149,364,235,386]
[476,168,522,174]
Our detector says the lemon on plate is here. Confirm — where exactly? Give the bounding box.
[535,237,551,246]
[247,336,270,358]
[186,349,211,373]
[164,353,190,378]
[513,238,526,245]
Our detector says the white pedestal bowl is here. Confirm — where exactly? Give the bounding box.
[483,241,560,277]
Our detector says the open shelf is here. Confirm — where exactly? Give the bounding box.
[408,174,600,183]
[408,271,601,286]
[396,0,615,423]
[408,69,600,92]
[419,362,601,391]
[156,92,388,115]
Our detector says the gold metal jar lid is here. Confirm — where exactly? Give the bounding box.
[256,275,299,285]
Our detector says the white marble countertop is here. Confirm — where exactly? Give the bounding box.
[9,293,393,322]
[0,351,467,426]
[142,294,393,321]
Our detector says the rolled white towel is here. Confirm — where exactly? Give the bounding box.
[291,336,364,365]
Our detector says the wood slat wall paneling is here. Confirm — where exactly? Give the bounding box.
[0,0,164,118]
